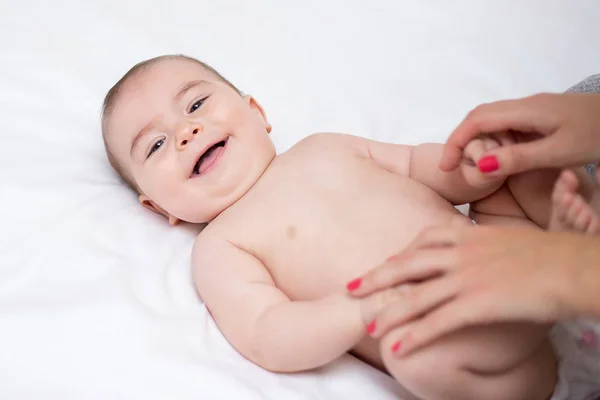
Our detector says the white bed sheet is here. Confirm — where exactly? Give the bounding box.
[1,1,599,398]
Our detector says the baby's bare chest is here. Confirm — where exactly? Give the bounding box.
[222,146,463,300]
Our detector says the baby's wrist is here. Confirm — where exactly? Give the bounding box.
[338,293,367,333]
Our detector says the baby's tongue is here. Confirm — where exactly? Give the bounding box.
[199,146,224,174]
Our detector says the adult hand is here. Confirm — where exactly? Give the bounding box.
[439,93,600,176]
[347,225,600,356]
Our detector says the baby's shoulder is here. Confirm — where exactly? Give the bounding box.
[192,215,256,263]
[191,225,220,257]
[191,224,238,275]
[192,217,236,250]
[288,132,369,157]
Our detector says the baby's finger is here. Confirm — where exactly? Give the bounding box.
[360,284,413,325]
[347,248,455,297]
[463,139,486,166]
[368,276,458,338]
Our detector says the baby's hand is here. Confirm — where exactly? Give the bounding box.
[359,283,414,335]
[460,132,515,187]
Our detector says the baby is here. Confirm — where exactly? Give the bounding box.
[101,54,596,400]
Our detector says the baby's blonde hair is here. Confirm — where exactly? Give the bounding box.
[101,54,241,193]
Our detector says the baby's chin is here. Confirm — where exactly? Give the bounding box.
[167,159,272,224]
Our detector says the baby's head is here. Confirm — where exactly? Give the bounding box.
[102,55,275,225]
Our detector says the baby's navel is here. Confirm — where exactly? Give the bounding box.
[286,225,297,240]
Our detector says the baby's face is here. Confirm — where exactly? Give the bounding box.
[106,59,275,223]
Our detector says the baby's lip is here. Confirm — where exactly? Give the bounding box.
[189,137,228,178]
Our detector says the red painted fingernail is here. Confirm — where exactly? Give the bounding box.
[391,340,402,353]
[346,278,362,291]
[366,320,376,334]
[478,155,499,173]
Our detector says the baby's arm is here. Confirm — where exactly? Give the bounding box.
[366,139,504,205]
[192,234,365,373]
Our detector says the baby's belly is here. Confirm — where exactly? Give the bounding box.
[265,191,467,301]
[248,176,471,371]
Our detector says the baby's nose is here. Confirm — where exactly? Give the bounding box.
[176,125,202,151]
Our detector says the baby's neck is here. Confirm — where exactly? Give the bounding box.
[210,153,280,222]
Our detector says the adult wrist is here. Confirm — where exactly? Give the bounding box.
[557,235,600,320]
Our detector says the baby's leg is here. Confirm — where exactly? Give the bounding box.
[469,183,540,229]
[506,165,599,229]
[380,323,557,400]
[463,134,599,231]
[463,134,546,229]
[548,169,600,234]
[474,161,599,232]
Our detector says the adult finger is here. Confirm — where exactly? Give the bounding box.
[393,296,486,356]
[407,224,472,251]
[495,130,516,147]
[439,97,553,172]
[347,248,455,297]
[368,276,459,338]
[476,134,565,176]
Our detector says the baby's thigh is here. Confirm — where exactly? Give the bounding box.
[470,183,539,228]
[506,166,596,228]
[380,322,556,400]
[506,169,561,228]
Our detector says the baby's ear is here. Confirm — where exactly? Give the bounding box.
[244,95,270,132]
[139,194,180,226]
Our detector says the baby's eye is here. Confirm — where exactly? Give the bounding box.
[147,139,164,159]
[189,96,208,113]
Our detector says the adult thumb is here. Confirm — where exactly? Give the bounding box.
[480,136,560,176]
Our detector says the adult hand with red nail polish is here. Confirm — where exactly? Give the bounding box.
[347,224,600,356]
[357,281,417,337]
[459,132,514,188]
[439,93,600,177]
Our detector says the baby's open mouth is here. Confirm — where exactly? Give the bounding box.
[192,139,227,176]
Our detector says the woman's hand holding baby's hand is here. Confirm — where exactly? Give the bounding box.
[441,93,600,176]
[357,280,416,335]
[347,225,600,356]
[459,133,514,188]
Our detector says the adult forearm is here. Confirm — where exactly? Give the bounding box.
[553,233,600,320]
